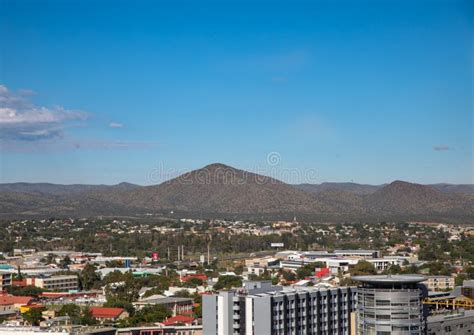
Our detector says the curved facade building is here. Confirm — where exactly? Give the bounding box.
[353,275,428,335]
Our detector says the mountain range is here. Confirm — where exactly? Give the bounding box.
[1,163,473,222]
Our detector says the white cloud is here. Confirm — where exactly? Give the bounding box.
[109,122,123,128]
[0,84,87,141]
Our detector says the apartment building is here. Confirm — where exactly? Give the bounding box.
[0,270,13,291]
[423,276,455,292]
[26,275,79,291]
[203,281,357,335]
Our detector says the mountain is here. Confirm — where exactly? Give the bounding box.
[297,182,382,195]
[95,163,331,215]
[0,164,473,222]
[430,183,474,196]
[0,182,140,196]
[363,181,473,216]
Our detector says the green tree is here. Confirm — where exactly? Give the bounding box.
[296,263,323,279]
[58,304,81,324]
[213,275,242,290]
[455,274,468,286]
[104,272,140,303]
[281,270,296,282]
[184,277,203,288]
[60,255,72,269]
[23,308,44,326]
[80,306,97,325]
[350,261,377,276]
[7,285,44,297]
[383,264,402,275]
[118,305,171,327]
[81,263,101,290]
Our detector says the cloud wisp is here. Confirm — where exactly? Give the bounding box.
[109,122,124,128]
[433,145,452,151]
[0,84,160,152]
[0,84,87,141]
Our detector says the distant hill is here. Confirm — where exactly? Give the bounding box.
[430,183,474,196]
[95,163,331,215]
[363,181,473,216]
[0,164,473,222]
[0,182,140,196]
[297,182,382,195]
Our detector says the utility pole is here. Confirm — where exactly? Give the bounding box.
[181,245,184,262]
[207,242,210,265]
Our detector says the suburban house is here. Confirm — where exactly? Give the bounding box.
[90,307,129,322]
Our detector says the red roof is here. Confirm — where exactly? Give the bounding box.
[316,268,330,278]
[26,303,44,309]
[0,295,33,306]
[162,315,195,326]
[12,280,27,287]
[90,307,125,319]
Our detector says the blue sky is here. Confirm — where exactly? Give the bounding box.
[1,0,472,185]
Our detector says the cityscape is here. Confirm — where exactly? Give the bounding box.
[1,0,473,334]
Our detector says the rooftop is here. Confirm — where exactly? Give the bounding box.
[353,274,426,284]
[427,310,474,323]
[90,307,125,318]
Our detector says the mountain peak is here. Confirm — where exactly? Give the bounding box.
[201,163,235,170]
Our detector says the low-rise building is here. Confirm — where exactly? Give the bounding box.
[133,297,193,316]
[423,276,455,292]
[90,307,129,323]
[427,310,474,335]
[0,270,13,291]
[366,257,406,272]
[0,295,33,311]
[334,249,380,259]
[26,275,79,291]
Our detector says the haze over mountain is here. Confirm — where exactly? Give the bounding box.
[1,163,473,222]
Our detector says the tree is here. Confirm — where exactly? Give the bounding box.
[58,304,81,324]
[104,272,140,303]
[213,275,242,290]
[173,290,192,298]
[420,262,453,276]
[184,277,203,288]
[44,253,55,264]
[455,274,467,286]
[118,305,171,327]
[233,264,244,275]
[194,303,202,318]
[15,266,24,280]
[7,285,44,297]
[383,264,402,275]
[466,266,474,279]
[80,306,97,325]
[60,256,72,269]
[350,261,377,276]
[23,308,44,326]
[281,270,296,282]
[81,264,101,290]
